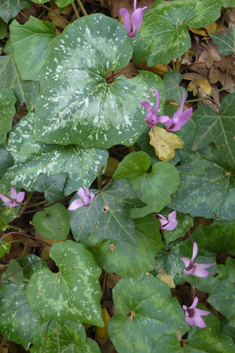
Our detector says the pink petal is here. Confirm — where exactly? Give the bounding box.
[158,115,171,124]
[180,257,190,268]
[196,262,215,269]
[192,242,198,261]
[184,267,194,275]
[168,210,177,223]
[140,101,151,112]
[189,297,199,310]
[77,187,85,198]
[133,0,137,11]
[173,91,185,119]
[164,117,178,132]
[130,8,147,38]
[171,108,192,131]
[193,315,207,328]
[11,187,17,200]
[185,316,196,326]
[83,195,90,206]
[151,89,160,115]
[84,188,91,197]
[119,8,132,36]
[68,199,83,211]
[194,308,210,317]
[16,192,25,203]
[0,194,11,205]
[193,266,210,278]
[162,219,178,230]
[182,305,188,311]
[90,192,95,203]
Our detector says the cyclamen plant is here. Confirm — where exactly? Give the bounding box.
[0,0,235,352]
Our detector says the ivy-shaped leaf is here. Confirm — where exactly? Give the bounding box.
[210,27,235,56]
[33,173,67,203]
[29,14,165,148]
[0,0,31,23]
[1,113,108,195]
[0,54,39,111]
[113,151,180,218]
[82,214,163,280]
[0,255,47,350]
[26,241,104,327]
[208,258,235,325]
[192,94,235,168]
[70,179,146,245]
[32,204,70,240]
[0,87,16,144]
[31,320,101,353]
[163,72,187,105]
[132,0,222,66]
[10,17,57,81]
[168,150,235,221]
[108,274,188,353]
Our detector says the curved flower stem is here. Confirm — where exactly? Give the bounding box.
[95,178,113,196]
[186,83,235,103]
[19,192,33,215]
[76,0,87,16]
[187,230,194,245]
[97,164,106,190]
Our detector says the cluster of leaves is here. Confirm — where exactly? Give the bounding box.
[0,0,235,352]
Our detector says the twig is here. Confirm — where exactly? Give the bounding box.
[95,178,113,196]
[71,2,80,19]
[40,4,70,24]
[76,0,88,16]
[0,232,52,247]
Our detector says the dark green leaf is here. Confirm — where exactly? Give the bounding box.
[113,151,180,218]
[210,27,235,56]
[132,0,222,66]
[192,95,235,168]
[2,113,108,195]
[0,18,7,39]
[169,151,235,221]
[32,204,70,240]
[0,255,47,350]
[82,214,163,280]
[0,0,31,22]
[0,54,39,111]
[31,320,101,353]
[0,239,11,258]
[108,274,188,353]
[163,72,187,105]
[27,241,104,327]
[33,173,67,203]
[70,179,144,245]
[0,149,14,179]
[0,87,16,144]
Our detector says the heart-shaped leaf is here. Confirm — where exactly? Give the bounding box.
[0,54,39,111]
[192,95,235,168]
[30,14,165,148]
[132,0,222,66]
[208,258,235,324]
[113,151,180,218]
[108,274,188,353]
[0,0,31,22]
[163,72,187,105]
[32,204,70,240]
[0,87,16,144]
[33,173,67,203]
[26,240,104,326]
[82,214,163,280]
[31,320,101,353]
[168,151,235,221]
[210,27,235,56]
[0,255,47,350]
[70,179,145,245]
[0,149,14,179]
[10,17,57,81]
[2,113,108,195]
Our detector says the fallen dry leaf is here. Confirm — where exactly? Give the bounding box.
[104,157,120,177]
[95,307,111,345]
[156,268,175,288]
[198,49,220,69]
[48,3,71,28]
[149,126,185,161]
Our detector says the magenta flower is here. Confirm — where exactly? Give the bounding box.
[180,242,215,278]
[68,187,95,211]
[156,210,178,230]
[164,91,193,132]
[119,0,148,38]
[183,297,210,328]
[0,187,25,208]
[141,89,170,127]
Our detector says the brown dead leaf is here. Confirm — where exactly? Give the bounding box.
[105,272,121,289]
[156,268,175,288]
[106,62,138,83]
[204,22,217,34]
[187,80,198,96]
[209,65,234,87]
[198,49,220,69]
[182,72,206,81]
[188,22,217,39]
[104,157,120,177]
[149,126,185,161]
[48,3,71,28]
[197,79,211,95]
[225,8,235,28]
[150,64,169,75]
[95,308,111,345]
[108,244,117,252]
[188,26,208,38]
[188,61,209,78]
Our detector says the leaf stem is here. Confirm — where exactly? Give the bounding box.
[72,2,80,18]
[95,178,113,196]
[175,57,180,72]
[19,191,34,214]
[97,164,106,190]
[172,59,176,72]
[76,0,88,16]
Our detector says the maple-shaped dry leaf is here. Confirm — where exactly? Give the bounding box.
[156,268,175,289]
[188,79,211,96]
[149,126,185,162]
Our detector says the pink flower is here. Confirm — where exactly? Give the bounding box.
[180,242,215,278]
[68,187,95,211]
[163,91,193,132]
[0,187,25,208]
[141,89,170,127]
[156,210,178,230]
[183,297,210,328]
[119,0,148,38]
